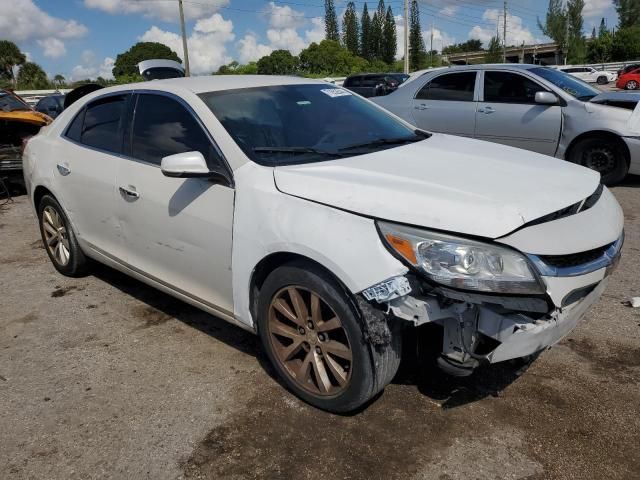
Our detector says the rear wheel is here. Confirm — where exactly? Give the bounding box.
[568,137,628,186]
[596,76,608,85]
[38,195,89,277]
[626,80,639,90]
[257,262,400,412]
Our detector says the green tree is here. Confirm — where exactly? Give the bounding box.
[591,26,597,38]
[484,36,503,63]
[53,74,66,88]
[113,42,181,80]
[342,2,360,55]
[613,0,640,29]
[566,0,586,64]
[216,61,258,75]
[588,29,613,62]
[409,0,426,70]
[0,40,26,85]
[382,5,397,64]
[611,25,640,60]
[370,0,386,59]
[16,62,50,89]
[360,3,373,60]
[442,39,483,54]
[298,40,367,75]
[256,50,299,75]
[324,0,340,42]
[599,18,608,36]
[538,0,567,63]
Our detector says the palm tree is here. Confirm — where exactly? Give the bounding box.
[53,74,65,88]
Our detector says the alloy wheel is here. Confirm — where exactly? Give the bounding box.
[267,286,352,396]
[583,145,616,175]
[627,80,638,90]
[42,206,70,266]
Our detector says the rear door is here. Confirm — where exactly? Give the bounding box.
[411,71,478,137]
[475,70,562,156]
[115,92,234,314]
[57,93,129,257]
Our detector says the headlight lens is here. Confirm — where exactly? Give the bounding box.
[378,221,544,294]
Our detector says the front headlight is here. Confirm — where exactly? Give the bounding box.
[378,221,544,294]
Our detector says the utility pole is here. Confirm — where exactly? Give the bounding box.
[178,0,191,77]
[502,0,507,63]
[404,0,409,73]
[430,20,434,67]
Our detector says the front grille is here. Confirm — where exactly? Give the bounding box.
[540,243,610,269]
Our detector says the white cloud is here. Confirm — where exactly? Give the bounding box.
[394,14,455,58]
[305,17,325,44]
[0,0,87,58]
[469,9,537,47]
[440,5,459,17]
[38,38,66,58]
[83,0,229,22]
[265,1,305,30]
[139,13,235,74]
[583,0,613,18]
[237,34,273,63]
[70,56,115,81]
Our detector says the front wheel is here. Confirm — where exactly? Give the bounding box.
[626,80,639,90]
[257,262,400,413]
[596,76,608,85]
[568,137,628,185]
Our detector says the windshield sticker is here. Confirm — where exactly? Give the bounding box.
[296,100,312,105]
[321,88,352,98]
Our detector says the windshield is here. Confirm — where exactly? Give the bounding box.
[0,91,30,112]
[530,67,600,101]
[199,84,424,166]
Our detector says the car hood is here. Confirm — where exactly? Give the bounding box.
[273,134,600,239]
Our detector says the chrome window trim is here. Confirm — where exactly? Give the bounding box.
[527,232,624,277]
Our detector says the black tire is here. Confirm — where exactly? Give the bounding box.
[596,76,608,85]
[257,261,401,413]
[38,194,89,277]
[626,80,639,90]
[568,136,628,186]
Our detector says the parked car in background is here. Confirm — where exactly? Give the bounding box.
[558,66,616,85]
[616,67,640,90]
[35,94,65,119]
[343,73,408,97]
[617,63,640,78]
[375,64,640,184]
[24,76,623,412]
[1,89,51,188]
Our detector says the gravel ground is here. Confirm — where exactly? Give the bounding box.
[1,179,639,480]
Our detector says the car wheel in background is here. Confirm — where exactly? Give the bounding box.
[596,76,608,85]
[568,136,628,186]
[38,195,89,277]
[257,261,401,413]
[625,80,639,90]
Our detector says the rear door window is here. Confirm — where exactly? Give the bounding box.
[416,72,477,101]
[78,94,127,154]
[130,93,221,167]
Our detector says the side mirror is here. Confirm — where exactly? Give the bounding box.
[161,151,233,186]
[535,91,558,105]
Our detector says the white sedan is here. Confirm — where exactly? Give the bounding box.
[23,76,623,412]
[558,66,617,85]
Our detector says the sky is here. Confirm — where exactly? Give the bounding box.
[1,0,619,81]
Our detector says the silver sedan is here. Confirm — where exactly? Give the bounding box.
[374,64,640,185]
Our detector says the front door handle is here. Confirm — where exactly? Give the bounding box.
[56,163,70,176]
[415,103,429,110]
[119,186,140,199]
[478,106,495,114]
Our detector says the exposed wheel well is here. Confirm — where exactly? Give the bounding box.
[33,185,55,210]
[565,131,630,167]
[249,252,353,326]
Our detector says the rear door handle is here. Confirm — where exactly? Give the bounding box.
[478,106,495,114]
[415,104,429,110]
[56,163,70,176]
[119,186,140,199]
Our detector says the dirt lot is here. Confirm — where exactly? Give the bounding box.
[1,180,640,480]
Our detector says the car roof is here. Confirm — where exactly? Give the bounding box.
[88,75,328,97]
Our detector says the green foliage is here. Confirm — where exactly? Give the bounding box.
[360,3,373,60]
[566,0,586,64]
[216,61,258,75]
[257,50,299,75]
[409,0,425,71]
[53,74,66,87]
[613,0,640,29]
[113,73,144,85]
[599,18,608,36]
[0,40,26,82]
[342,2,360,55]
[382,6,397,64]
[299,40,368,75]
[611,25,640,60]
[324,0,340,42]
[442,39,483,54]
[587,29,613,62]
[16,62,50,89]
[484,36,503,63]
[113,42,181,80]
[538,0,567,52]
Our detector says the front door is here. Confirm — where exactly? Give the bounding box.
[475,70,562,156]
[115,93,235,315]
[411,71,478,137]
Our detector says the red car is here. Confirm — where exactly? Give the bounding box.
[616,67,640,90]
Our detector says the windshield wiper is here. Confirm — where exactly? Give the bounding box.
[253,146,344,158]
[338,131,428,152]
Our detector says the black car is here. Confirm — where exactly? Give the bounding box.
[35,94,65,119]
[343,73,410,98]
[617,63,640,78]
